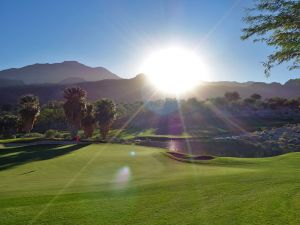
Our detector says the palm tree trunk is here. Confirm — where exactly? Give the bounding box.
[83,125,94,138]
[100,123,110,140]
[22,117,35,133]
[70,125,79,139]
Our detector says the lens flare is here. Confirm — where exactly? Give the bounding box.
[113,166,131,189]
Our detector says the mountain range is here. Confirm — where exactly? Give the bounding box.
[0,75,299,105]
[0,61,119,84]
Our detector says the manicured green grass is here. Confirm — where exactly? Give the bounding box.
[108,128,193,140]
[1,144,300,225]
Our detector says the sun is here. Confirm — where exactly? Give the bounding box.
[140,46,207,94]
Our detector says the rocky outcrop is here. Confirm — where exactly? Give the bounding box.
[235,124,300,151]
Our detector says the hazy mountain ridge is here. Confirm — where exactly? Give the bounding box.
[0,74,299,104]
[285,78,300,87]
[0,61,120,84]
[0,78,24,87]
[59,77,86,84]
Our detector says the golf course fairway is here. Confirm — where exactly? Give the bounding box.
[0,143,300,225]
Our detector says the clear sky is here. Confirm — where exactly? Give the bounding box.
[0,0,298,83]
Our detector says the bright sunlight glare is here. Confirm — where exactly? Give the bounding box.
[140,46,208,94]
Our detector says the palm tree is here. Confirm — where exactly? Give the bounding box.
[81,104,96,138]
[63,87,86,138]
[18,94,40,133]
[94,99,117,140]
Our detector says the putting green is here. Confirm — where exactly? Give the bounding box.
[0,144,300,225]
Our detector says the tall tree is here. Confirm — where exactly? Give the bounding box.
[63,87,86,138]
[251,93,262,101]
[18,94,40,133]
[0,114,18,138]
[95,99,117,140]
[81,104,96,138]
[224,92,240,102]
[36,101,66,131]
[241,0,300,75]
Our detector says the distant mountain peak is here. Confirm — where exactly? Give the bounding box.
[61,61,85,66]
[285,78,300,87]
[0,61,120,84]
[134,73,147,80]
[62,60,79,63]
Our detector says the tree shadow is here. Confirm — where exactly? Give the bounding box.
[0,144,89,171]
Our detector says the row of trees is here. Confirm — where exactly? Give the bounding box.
[0,87,117,139]
[208,92,300,110]
[1,90,300,138]
[0,95,40,138]
[63,87,116,139]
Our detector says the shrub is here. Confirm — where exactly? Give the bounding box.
[62,133,71,139]
[23,132,44,138]
[91,134,101,141]
[44,129,58,138]
[54,132,64,138]
[0,114,18,138]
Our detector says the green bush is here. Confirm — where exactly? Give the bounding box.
[44,130,71,139]
[54,132,64,138]
[62,133,71,139]
[44,129,58,138]
[91,134,101,141]
[23,132,44,138]
[0,114,18,138]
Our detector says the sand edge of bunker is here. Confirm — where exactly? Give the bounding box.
[164,151,215,163]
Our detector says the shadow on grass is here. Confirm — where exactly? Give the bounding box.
[0,144,89,171]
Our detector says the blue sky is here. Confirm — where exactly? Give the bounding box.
[0,0,298,83]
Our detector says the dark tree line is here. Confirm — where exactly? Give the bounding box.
[1,90,300,139]
[0,87,117,140]
[62,87,117,139]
